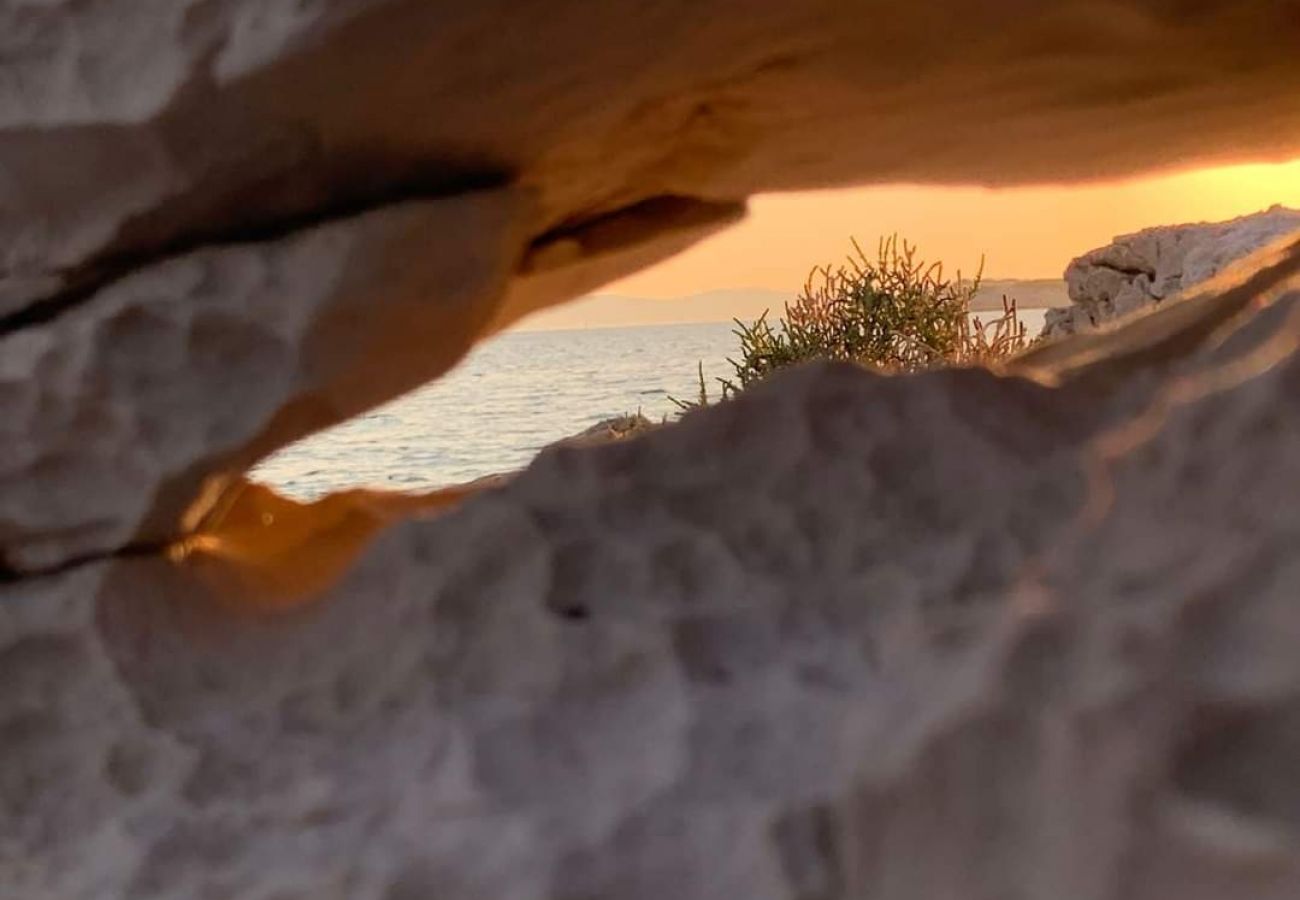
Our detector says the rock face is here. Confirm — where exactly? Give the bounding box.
[554,413,661,450]
[0,191,530,573]
[3,0,1300,574]
[3,236,1300,899]
[1043,206,1300,337]
[4,1,1300,898]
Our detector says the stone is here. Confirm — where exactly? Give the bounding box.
[553,413,661,450]
[5,0,1299,327]
[0,188,532,575]
[4,1,1300,571]
[4,2,1300,897]
[1043,205,1300,337]
[2,235,1299,898]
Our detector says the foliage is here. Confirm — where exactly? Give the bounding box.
[671,235,1030,414]
[669,361,715,416]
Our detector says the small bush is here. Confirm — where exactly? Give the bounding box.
[672,235,1029,413]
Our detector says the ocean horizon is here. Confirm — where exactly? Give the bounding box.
[254,311,1050,498]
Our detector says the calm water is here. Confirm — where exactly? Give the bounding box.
[254,322,739,498]
[254,312,1048,498]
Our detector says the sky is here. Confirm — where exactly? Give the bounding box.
[604,157,1300,299]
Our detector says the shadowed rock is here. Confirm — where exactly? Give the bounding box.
[3,0,1300,571]
[1,237,1299,898]
[4,2,1300,897]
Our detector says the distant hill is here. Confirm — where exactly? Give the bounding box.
[513,280,1069,332]
[514,289,795,332]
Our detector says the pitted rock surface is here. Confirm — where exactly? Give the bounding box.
[5,2,1300,897]
[8,0,1300,314]
[0,189,527,573]
[2,240,1300,898]
[4,0,1300,569]
[1043,206,1300,337]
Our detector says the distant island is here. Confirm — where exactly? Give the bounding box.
[514,280,1070,332]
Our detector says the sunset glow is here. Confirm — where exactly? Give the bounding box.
[607,159,1300,298]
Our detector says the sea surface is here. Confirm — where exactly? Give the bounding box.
[254,312,1048,499]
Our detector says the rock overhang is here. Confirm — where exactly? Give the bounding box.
[4,5,1300,894]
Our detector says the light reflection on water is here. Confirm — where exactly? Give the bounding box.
[254,312,1048,499]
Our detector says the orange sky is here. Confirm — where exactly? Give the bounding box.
[606,158,1300,298]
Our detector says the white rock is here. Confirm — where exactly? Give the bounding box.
[0,190,530,573]
[3,238,1300,899]
[1044,206,1300,337]
[3,3,1300,897]
[5,0,1300,321]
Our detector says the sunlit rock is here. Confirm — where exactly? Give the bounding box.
[554,413,661,450]
[4,1,1300,569]
[4,0,1298,325]
[3,237,1299,898]
[0,190,528,574]
[4,1,1300,897]
[1043,205,1300,337]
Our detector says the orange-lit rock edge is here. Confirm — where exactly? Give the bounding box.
[178,233,1300,613]
[147,198,745,613]
[7,1,1300,581]
[168,480,480,612]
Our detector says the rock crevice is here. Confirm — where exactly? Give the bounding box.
[0,165,519,335]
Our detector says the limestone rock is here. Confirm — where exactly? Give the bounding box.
[4,1,1300,573]
[5,0,1299,324]
[5,2,1300,897]
[2,0,1300,323]
[553,413,661,450]
[1043,205,1300,337]
[0,189,529,574]
[2,236,1299,899]
[402,414,663,500]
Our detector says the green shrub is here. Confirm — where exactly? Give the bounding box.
[673,235,1029,413]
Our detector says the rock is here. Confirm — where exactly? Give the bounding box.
[5,0,1299,325]
[4,2,1300,897]
[423,414,661,498]
[379,415,662,509]
[3,235,1300,899]
[1043,205,1300,337]
[3,1,1300,572]
[553,414,661,451]
[0,189,532,574]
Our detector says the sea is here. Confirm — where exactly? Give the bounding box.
[253,311,1049,499]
